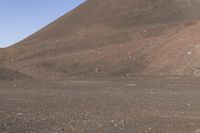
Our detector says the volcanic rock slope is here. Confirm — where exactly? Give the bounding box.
[2,0,200,79]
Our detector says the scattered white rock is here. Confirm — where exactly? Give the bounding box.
[187,51,192,55]
[148,127,152,130]
[126,73,134,78]
[187,103,191,106]
[17,113,24,116]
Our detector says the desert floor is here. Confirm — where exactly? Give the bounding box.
[1,77,200,133]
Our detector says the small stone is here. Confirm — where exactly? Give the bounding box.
[149,127,152,130]
[126,73,134,78]
[13,84,17,88]
[187,103,191,106]
[17,113,24,116]
[187,51,192,55]
[96,68,102,73]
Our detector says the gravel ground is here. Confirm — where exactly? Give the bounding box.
[1,77,200,133]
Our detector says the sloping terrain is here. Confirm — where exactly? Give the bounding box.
[2,0,200,79]
[0,68,31,81]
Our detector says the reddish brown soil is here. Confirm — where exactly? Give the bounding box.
[1,0,200,79]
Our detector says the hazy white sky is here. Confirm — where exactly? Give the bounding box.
[0,0,85,48]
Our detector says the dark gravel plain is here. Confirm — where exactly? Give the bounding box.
[1,77,200,133]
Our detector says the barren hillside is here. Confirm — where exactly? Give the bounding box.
[2,0,200,79]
